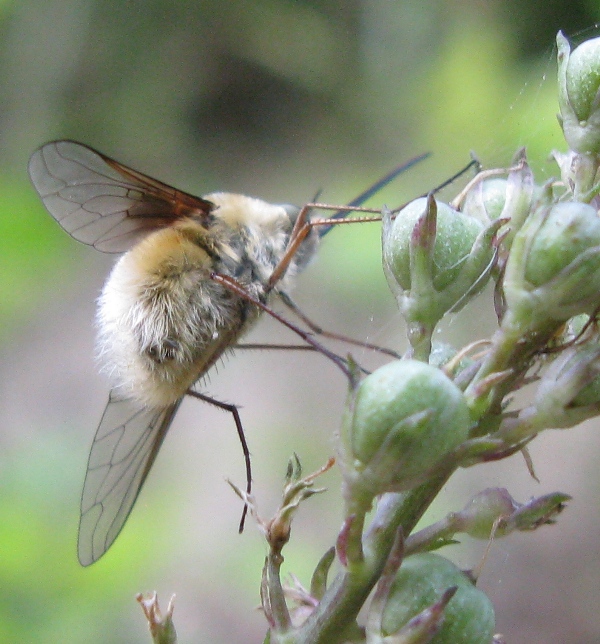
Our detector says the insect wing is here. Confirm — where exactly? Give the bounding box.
[78,392,182,566]
[28,140,214,253]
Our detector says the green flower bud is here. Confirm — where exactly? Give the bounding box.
[461,151,534,249]
[340,360,470,502]
[500,343,600,444]
[557,32,600,155]
[405,489,569,555]
[550,149,600,202]
[524,202,600,286]
[462,178,508,223]
[454,488,519,539]
[384,197,487,292]
[566,39,600,122]
[379,553,495,644]
[453,488,568,538]
[504,201,600,329]
[382,196,501,356]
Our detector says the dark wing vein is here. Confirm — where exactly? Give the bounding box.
[78,392,182,566]
[28,140,214,253]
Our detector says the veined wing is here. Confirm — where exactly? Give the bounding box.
[78,392,182,566]
[28,140,214,253]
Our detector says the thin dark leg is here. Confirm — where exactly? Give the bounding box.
[236,343,316,351]
[278,291,401,360]
[187,389,251,533]
[211,272,359,386]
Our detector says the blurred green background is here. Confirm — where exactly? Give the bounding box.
[2,1,600,642]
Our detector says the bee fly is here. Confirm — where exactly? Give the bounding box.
[28,140,425,565]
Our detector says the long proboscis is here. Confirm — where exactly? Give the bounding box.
[318,154,482,236]
[318,152,430,236]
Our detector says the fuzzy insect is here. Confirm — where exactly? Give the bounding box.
[29,141,423,565]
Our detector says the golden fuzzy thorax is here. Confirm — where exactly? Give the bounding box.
[96,193,317,408]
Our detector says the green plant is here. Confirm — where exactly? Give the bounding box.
[139,31,600,643]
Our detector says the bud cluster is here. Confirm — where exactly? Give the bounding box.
[323,29,600,643]
[258,31,600,644]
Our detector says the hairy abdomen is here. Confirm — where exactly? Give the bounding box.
[97,227,255,407]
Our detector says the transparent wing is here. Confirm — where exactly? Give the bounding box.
[78,391,183,566]
[28,140,214,253]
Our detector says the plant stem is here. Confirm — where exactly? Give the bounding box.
[291,470,453,644]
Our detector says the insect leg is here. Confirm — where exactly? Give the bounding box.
[278,291,402,360]
[187,389,252,532]
[210,272,359,385]
[268,154,438,288]
[267,203,383,289]
[266,158,483,355]
[236,343,317,351]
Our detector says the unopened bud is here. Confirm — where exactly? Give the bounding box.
[382,196,500,356]
[455,488,520,539]
[340,360,470,503]
[377,553,495,644]
[504,201,600,329]
[557,32,600,155]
